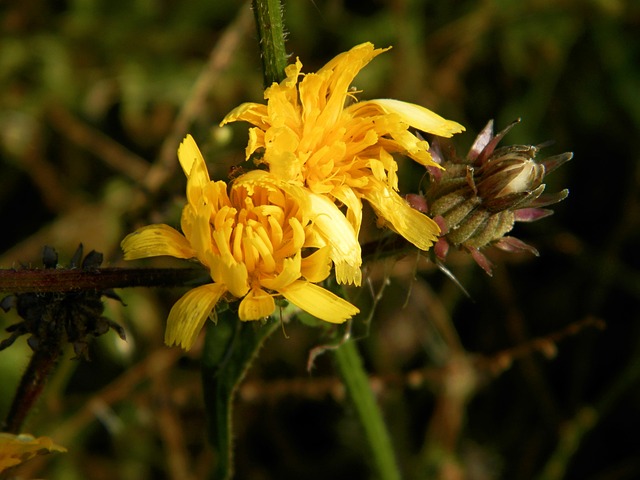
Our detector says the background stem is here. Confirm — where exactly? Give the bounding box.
[334,340,401,480]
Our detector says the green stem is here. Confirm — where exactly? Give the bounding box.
[252,0,288,85]
[201,309,278,479]
[333,340,401,480]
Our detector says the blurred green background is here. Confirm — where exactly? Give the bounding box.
[1,0,639,479]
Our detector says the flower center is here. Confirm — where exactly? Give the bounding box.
[223,185,305,283]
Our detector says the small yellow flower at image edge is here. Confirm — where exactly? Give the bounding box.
[0,433,66,473]
[121,135,359,350]
[220,42,465,256]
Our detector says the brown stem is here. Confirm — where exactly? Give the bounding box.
[3,340,61,433]
[0,267,207,294]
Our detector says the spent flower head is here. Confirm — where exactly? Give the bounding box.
[121,135,359,350]
[0,245,126,359]
[220,42,465,276]
[421,119,571,274]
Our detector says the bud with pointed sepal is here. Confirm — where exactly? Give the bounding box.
[421,119,571,275]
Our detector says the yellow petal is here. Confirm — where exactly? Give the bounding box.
[280,280,359,324]
[300,246,332,283]
[303,43,389,129]
[219,102,269,128]
[186,202,214,264]
[121,224,196,260]
[388,129,441,168]
[366,99,465,137]
[165,283,226,350]
[364,180,441,251]
[246,127,265,159]
[307,192,362,286]
[209,256,250,298]
[263,126,302,181]
[332,185,363,237]
[178,135,211,204]
[260,252,301,291]
[318,42,388,87]
[238,287,275,320]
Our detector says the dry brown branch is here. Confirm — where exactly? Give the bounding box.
[476,316,606,376]
[16,132,76,213]
[47,105,150,182]
[142,3,254,195]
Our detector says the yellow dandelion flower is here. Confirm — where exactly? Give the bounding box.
[221,42,465,255]
[122,135,359,350]
[0,433,66,473]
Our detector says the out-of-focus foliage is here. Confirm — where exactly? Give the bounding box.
[1,0,639,479]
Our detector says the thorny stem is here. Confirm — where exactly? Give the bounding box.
[0,267,207,294]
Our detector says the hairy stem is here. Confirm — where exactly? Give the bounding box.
[252,0,288,86]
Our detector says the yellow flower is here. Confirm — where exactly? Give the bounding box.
[0,433,66,473]
[221,42,465,255]
[122,135,359,350]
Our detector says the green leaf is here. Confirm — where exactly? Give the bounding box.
[201,308,278,480]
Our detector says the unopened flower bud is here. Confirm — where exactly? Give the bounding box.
[421,119,571,274]
[476,146,545,203]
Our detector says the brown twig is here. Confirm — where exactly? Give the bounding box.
[47,105,150,183]
[153,374,197,480]
[143,3,253,195]
[16,132,75,213]
[0,267,206,294]
[476,316,607,376]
